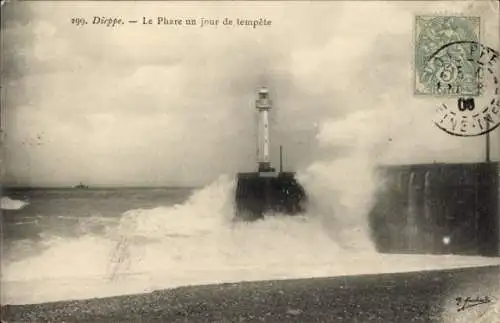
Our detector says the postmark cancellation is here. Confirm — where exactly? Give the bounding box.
[415,15,499,137]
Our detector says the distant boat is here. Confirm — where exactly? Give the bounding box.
[74,183,89,189]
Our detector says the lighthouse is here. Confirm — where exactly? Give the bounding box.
[234,87,307,220]
[256,87,273,172]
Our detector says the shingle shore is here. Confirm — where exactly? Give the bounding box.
[2,265,499,322]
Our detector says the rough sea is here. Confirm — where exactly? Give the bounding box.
[2,176,500,307]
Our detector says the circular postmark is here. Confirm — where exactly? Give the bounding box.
[425,41,499,136]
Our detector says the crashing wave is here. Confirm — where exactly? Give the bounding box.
[1,197,29,210]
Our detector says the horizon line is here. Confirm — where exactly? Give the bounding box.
[1,185,202,190]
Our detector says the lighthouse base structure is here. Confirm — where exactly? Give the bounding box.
[234,172,307,221]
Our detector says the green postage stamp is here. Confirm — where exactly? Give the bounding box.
[415,15,500,136]
[414,16,481,97]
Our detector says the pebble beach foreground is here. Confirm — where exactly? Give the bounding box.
[2,265,499,322]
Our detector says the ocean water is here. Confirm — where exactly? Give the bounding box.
[2,112,500,312]
[2,177,500,308]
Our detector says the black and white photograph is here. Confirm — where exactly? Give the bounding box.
[1,1,499,321]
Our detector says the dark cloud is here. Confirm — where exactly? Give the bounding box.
[1,0,33,29]
[2,1,499,187]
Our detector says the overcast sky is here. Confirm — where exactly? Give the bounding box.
[2,1,499,187]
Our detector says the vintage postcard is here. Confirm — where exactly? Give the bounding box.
[1,1,499,322]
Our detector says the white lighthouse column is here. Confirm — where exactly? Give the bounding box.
[262,109,270,164]
[256,87,272,172]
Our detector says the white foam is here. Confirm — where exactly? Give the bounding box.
[3,251,500,305]
[2,110,499,307]
[1,197,29,210]
[2,177,500,305]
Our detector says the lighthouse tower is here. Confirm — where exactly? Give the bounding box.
[256,87,274,173]
[234,87,307,220]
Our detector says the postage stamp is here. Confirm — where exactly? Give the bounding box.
[415,15,499,137]
[414,16,481,97]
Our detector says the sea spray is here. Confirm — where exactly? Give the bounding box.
[107,175,236,279]
[3,106,499,304]
[298,158,379,251]
[0,107,402,301]
[296,108,395,252]
[295,103,453,252]
[3,173,500,305]
[114,175,236,239]
[1,197,29,210]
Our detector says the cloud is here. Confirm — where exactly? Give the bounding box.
[2,1,499,186]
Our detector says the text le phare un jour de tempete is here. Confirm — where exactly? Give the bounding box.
[85,16,272,28]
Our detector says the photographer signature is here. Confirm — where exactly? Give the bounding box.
[456,296,494,312]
